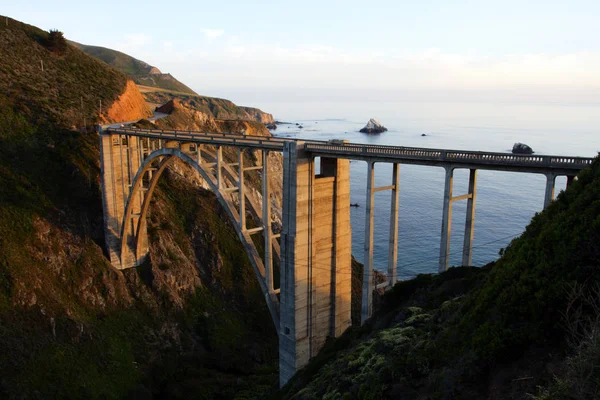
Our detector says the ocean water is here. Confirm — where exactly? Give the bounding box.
[262,101,600,279]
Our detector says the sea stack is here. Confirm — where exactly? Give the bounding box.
[360,118,387,133]
[512,142,534,154]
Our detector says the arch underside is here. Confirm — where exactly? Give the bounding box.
[119,147,280,329]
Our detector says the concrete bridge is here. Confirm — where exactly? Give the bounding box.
[99,127,594,386]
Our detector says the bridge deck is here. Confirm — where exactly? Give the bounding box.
[105,128,595,174]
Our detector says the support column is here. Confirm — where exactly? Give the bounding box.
[461,169,478,266]
[263,150,273,292]
[197,144,202,164]
[122,136,142,268]
[216,146,223,189]
[544,173,556,209]
[566,175,576,188]
[361,161,375,325]
[439,167,454,272]
[279,143,352,387]
[100,131,123,268]
[238,148,246,230]
[387,163,400,288]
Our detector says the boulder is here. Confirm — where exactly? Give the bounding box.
[512,142,534,154]
[266,123,277,130]
[360,118,387,133]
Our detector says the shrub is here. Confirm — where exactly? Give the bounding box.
[45,29,67,54]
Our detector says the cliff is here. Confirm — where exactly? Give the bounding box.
[155,98,271,136]
[145,91,275,124]
[102,79,152,123]
[240,106,275,124]
[0,16,278,399]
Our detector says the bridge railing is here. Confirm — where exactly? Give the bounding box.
[105,127,595,170]
[105,128,286,150]
[304,142,595,169]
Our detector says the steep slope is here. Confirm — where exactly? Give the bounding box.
[0,16,278,399]
[0,17,150,126]
[154,98,271,136]
[70,41,197,95]
[281,157,600,399]
[145,90,275,124]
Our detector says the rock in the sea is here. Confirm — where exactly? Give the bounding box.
[298,125,303,129]
[421,133,427,137]
[360,118,387,133]
[512,142,534,154]
[266,123,277,130]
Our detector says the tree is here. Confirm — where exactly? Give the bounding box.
[46,29,67,54]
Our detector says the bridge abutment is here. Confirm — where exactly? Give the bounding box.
[279,142,352,386]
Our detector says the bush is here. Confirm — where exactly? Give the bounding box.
[45,29,67,54]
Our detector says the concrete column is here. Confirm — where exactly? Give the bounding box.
[121,136,143,268]
[216,146,223,189]
[461,169,478,266]
[279,143,352,387]
[238,148,245,230]
[387,163,400,288]
[263,150,273,292]
[100,132,123,268]
[566,175,576,188]
[361,161,375,325]
[439,167,454,272]
[544,173,556,209]
[197,144,202,164]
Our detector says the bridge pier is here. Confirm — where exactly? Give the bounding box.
[544,173,556,209]
[100,131,146,269]
[361,161,375,325]
[360,162,402,324]
[279,142,352,386]
[462,169,478,267]
[439,167,478,272]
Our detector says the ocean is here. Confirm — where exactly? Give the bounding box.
[260,100,599,279]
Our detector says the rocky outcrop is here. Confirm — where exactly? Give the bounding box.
[512,142,534,154]
[360,118,388,133]
[155,99,271,137]
[240,106,275,124]
[103,80,152,123]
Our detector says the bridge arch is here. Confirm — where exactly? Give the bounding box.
[118,147,280,328]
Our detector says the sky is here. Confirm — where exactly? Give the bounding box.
[4,0,600,105]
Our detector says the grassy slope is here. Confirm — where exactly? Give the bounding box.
[0,16,278,399]
[70,41,197,95]
[280,157,600,399]
[0,17,128,127]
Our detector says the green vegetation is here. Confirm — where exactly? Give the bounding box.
[281,156,600,399]
[70,41,197,94]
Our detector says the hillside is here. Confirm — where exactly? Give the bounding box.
[145,90,275,124]
[0,16,279,399]
[70,41,198,95]
[0,17,151,126]
[280,157,600,399]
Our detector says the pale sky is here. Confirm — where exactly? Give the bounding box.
[4,0,600,104]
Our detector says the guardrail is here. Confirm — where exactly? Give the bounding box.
[304,142,595,169]
[105,128,595,170]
